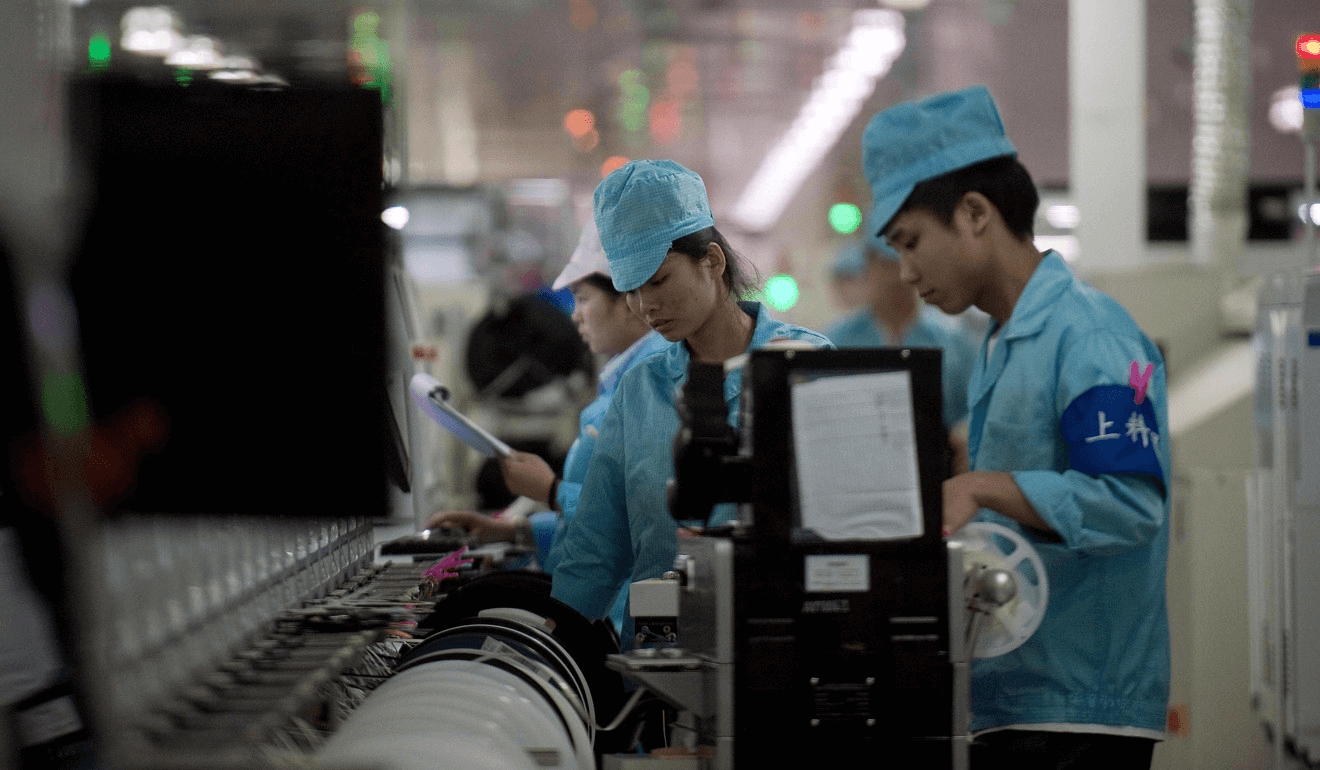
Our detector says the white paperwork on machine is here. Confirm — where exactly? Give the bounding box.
[790,370,924,540]
[409,372,513,459]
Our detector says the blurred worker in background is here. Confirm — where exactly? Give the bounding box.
[864,85,1170,769]
[427,220,668,633]
[826,234,978,473]
[549,159,833,636]
[826,240,870,311]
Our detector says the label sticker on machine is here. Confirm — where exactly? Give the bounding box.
[1309,330,1320,347]
[804,554,870,592]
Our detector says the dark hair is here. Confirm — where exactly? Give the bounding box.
[895,155,1039,241]
[669,226,761,300]
[578,272,620,298]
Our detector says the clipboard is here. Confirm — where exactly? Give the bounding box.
[409,373,513,459]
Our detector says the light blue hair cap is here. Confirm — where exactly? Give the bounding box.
[831,242,868,278]
[862,85,1017,238]
[593,159,716,292]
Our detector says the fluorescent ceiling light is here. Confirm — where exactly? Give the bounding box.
[382,206,411,230]
[165,36,220,68]
[731,9,906,233]
[1044,203,1080,230]
[880,0,933,10]
[121,7,181,55]
[1269,85,1304,135]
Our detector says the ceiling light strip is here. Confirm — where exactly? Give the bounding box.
[730,9,906,233]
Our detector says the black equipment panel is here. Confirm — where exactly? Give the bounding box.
[66,77,388,517]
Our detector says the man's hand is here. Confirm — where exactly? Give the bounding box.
[942,473,983,535]
[425,510,517,544]
[942,471,1053,537]
[499,450,556,503]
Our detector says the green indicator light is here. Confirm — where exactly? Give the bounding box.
[174,67,193,86]
[41,372,90,436]
[828,203,863,234]
[88,32,111,68]
[617,71,650,132]
[764,274,800,312]
[354,11,381,36]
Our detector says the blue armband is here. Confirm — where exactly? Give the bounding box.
[1060,385,1165,486]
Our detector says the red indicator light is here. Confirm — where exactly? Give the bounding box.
[1298,34,1320,60]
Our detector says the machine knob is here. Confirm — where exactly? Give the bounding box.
[976,568,1017,608]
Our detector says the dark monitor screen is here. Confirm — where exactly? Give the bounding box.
[66,77,389,517]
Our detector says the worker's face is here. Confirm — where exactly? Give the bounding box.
[569,279,645,356]
[884,205,981,315]
[624,247,725,343]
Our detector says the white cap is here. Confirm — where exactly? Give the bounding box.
[552,219,611,290]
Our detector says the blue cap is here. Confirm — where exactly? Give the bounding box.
[593,159,716,292]
[831,242,868,278]
[862,85,1017,237]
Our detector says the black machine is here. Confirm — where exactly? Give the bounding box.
[65,76,391,518]
[611,347,970,769]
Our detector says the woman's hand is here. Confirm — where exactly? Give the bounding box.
[425,510,517,544]
[499,450,557,503]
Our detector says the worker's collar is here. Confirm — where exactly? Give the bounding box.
[598,330,663,394]
[662,301,768,382]
[985,251,1069,342]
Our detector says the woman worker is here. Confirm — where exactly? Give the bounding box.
[427,220,669,599]
[549,159,833,627]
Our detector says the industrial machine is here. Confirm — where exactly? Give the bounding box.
[1249,266,1320,768]
[313,347,1048,770]
[1247,53,1320,769]
[596,348,1046,769]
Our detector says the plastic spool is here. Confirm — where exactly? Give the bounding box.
[317,657,591,770]
[955,521,1050,659]
[320,587,616,770]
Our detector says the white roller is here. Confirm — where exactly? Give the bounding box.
[318,658,591,770]
[955,521,1049,659]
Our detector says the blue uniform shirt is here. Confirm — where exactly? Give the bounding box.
[551,302,834,619]
[826,305,976,427]
[520,331,669,633]
[967,252,1171,735]
[527,330,671,568]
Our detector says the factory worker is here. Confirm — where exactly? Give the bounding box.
[427,221,668,596]
[863,85,1170,767]
[827,240,870,311]
[825,233,978,472]
[550,159,833,624]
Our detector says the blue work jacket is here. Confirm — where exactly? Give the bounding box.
[826,304,977,427]
[967,252,1171,735]
[550,302,834,619]
[528,330,671,569]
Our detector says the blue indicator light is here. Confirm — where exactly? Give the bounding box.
[1302,89,1320,109]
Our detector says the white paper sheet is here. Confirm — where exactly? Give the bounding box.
[790,370,924,540]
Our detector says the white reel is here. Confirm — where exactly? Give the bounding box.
[954,521,1049,659]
